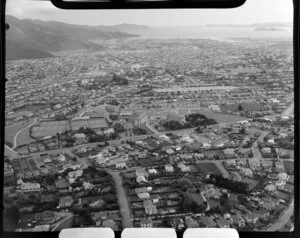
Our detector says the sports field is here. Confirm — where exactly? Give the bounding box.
[70,118,108,130]
[31,120,70,138]
[31,118,109,138]
[197,110,247,123]
[5,119,36,146]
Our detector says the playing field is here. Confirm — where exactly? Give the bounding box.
[31,120,70,138]
[5,119,36,146]
[70,118,108,130]
[198,110,247,123]
[31,118,109,138]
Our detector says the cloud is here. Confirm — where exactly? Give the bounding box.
[6,0,56,19]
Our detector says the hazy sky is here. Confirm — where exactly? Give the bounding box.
[6,0,293,26]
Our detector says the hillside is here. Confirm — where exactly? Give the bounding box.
[6,16,141,60]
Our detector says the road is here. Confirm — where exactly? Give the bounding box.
[251,131,269,158]
[75,86,135,118]
[4,145,19,158]
[263,200,294,231]
[105,170,133,228]
[51,214,73,231]
[13,118,37,149]
[281,102,294,117]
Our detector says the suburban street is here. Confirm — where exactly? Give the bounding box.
[51,214,73,231]
[105,170,133,228]
[263,200,294,231]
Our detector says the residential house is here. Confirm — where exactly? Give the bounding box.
[275,161,285,173]
[231,215,245,228]
[261,147,271,154]
[143,200,158,215]
[148,168,158,175]
[55,178,69,193]
[255,208,270,219]
[224,159,237,167]
[202,185,221,199]
[171,217,185,230]
[116,162,126,169]
[82,181,94,191]
[185,216,198,228]
[199,216,217,228]
[91,211,108,223]
[102,219,118,231]
[140,218,153,228]
[164,164,174,173]
[138,192,150,200]
[243,213,259,224]
[224,148,235,156]
[59,196,73,208]
[265,184,276,193]
[216,217,230,228]
[21,182,41,193]
[239,167,253,177]
[177,162,191,172]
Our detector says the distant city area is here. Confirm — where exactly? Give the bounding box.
[4,15,294,232]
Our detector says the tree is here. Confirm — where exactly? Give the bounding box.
[3,205,20,231]
[240,127,246,134]
[238,104,243,111]
[220,193,229,206]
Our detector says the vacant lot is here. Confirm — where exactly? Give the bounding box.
[195,162,222,175]
[185,192,205,205]
[221,103,263,113]
[243,178,260,191]
[283,161,294,175]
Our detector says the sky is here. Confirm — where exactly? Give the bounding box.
[6,0,293,26]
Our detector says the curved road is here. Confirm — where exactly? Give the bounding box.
[106,170,133,228]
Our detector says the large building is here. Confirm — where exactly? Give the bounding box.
[20,182,41,193]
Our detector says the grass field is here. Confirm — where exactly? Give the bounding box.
[186,192,205,205]
[196,110,247,123]
[17,128,36,146]
[221,103,263,113]
[31,120,70,138]
[31,118,109,138]
[195,162,222,175]
[243,178,260,191]
[5,120,35,146]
